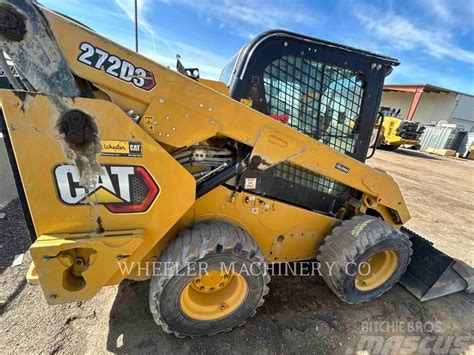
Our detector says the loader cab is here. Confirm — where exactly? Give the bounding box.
[220,30,399,215]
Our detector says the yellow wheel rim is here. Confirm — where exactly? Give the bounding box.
[179,270,248,321]
[355,250,399,291]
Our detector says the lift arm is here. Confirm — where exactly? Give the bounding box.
[30,3,408,220]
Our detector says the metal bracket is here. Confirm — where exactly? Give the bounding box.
[28,229,144,304]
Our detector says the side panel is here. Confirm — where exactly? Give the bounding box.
[180,186,339,262]
[1,91,195,301]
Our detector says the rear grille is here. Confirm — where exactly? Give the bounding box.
[274,162,347,196]
[130,174,149,204]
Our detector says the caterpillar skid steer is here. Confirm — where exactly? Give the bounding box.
[1,0,472,337]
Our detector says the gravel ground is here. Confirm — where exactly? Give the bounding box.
[0,149,473,354]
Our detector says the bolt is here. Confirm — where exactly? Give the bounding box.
[195,279,200,284]
[172,127,176,131]
[208,107,212,111]
[210,287,215,292]
[159,98,165,103]
[42,256,51,262]
[220,304,226,311]
[200,286,205,291]
[50,293,58,299]
[224,274,229,280]
[165,116,170,120]
[220,283,225,288]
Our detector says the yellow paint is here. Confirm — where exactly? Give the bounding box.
[377,116,420,147]
[198,78,229,95]
[100,140,130,155]
[86,186,124,204]
[0,5,414,306]
[240,98,253,107]
[1,91,195,302]
[250,127,306,169]
[143,116,154,133]
[176,186,338,262]
[355,250,399,291]
[29,229,144,304]
[180,271,248,321]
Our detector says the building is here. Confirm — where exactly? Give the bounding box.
[381,84,474,130]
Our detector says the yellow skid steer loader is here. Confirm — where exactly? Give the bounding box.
[374,108,425,151]
[0,0,472,337]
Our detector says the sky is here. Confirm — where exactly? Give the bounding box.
[40,0,474,94]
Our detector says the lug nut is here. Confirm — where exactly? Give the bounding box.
[220,283,225,288]
[200,286,205,291]
[210,287,215,292]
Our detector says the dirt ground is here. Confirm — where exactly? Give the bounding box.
[1,149,473,354]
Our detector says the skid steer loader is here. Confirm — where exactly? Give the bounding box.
[374,108,425,151]
[0,0,472,337]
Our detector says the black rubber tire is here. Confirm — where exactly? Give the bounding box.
[317,216,412,304]
[380,144,400,151]
[149,221,270,337]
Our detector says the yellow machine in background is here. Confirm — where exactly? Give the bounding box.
[0,0,471,337]
[375,107,425,150]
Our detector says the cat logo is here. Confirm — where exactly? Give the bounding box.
[53,164,159,213]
